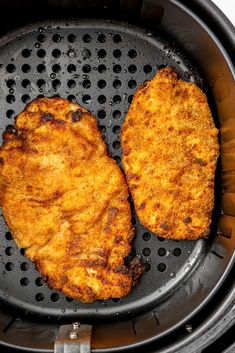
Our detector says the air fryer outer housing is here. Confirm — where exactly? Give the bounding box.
[0,1,234,353]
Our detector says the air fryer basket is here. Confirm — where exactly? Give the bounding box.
[0,1,234,352]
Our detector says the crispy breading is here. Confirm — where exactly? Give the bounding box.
[0,97,143,302]
[121,67,219,240]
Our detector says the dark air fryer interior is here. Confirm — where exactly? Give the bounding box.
[0,1,234,353]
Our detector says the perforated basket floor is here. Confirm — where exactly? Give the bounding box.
[0,20,231,323]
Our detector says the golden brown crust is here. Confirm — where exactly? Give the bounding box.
[121,67,219,240]
[0,97,144,302]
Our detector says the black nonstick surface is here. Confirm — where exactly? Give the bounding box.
[0,20,233,325]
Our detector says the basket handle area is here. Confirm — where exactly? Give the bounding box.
[54,322,92,353]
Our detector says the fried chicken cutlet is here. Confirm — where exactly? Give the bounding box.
[0,98,143,302]
[121,67,219,240]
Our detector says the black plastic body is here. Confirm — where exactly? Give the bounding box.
[0,1,234,352]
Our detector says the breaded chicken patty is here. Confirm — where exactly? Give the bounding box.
[0,98,143,302]
[121,67,219,240]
